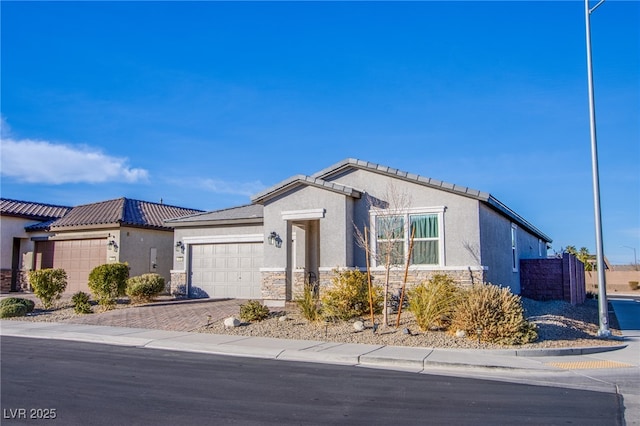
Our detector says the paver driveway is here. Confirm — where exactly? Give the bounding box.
[63,298,245,332]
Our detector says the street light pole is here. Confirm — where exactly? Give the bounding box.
[585,0,610,337]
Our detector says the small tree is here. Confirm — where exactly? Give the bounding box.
[88,263,129,310]
[28,268,67,309]
[354,183,411,327]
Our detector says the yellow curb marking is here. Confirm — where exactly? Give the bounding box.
[546,360,635,370]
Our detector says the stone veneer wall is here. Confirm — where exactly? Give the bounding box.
[0,269,30,293]
[314,267,486,299]
[260,270,288,301]
[170,271,187,298]
[0,269,11,293]
[291,270,307,299]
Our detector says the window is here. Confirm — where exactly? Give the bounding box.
[511,224,518,272]
[372,207,444,267]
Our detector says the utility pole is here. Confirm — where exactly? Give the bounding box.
[584,0,610,337]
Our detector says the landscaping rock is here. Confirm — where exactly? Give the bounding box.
[223,317,241,328]
[353,320,365,332]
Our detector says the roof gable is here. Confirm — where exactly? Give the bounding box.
[313,158,491,200]
[251,174,362,204]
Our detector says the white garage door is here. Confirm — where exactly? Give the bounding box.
[189,242,263,299]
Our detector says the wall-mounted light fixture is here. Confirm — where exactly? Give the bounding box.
[267,232,282,248]
[108,240,118,252]
[175,241,185,253]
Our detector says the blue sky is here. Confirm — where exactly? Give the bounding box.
[1,1,638,264]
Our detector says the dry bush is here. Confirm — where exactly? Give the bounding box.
[321,269,383,321]
[408,274,459,331]
[450,283,538,345]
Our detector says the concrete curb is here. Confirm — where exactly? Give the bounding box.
[1,320,634,374]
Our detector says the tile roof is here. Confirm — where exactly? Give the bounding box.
[166,203,263,225]
[47,198,203,231]
[0,198,72,221]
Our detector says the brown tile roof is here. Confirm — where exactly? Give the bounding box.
[0,198,72,221]
[48,198,203,231]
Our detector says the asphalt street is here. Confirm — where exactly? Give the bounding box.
[1,336,625,426]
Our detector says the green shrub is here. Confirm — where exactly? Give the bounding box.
[320,269,383,321]
[126,273,165,303]
[0,303,28,318]
[27,268,67,309]
[88,263,129,310]
[239,300,270,322]
[295,283,322,322]
[629,281,639,291]
[0,297,35,313]
[450,283,538,345]
[408,274,459,331]
[71,291,93,314]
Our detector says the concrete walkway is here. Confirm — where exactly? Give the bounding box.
[2,296,639,423]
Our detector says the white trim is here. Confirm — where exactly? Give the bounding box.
[370,206,445,215]
[511,223,519,272]
[281,209,325,220]
[183,234,263,245]
[368,265,488,272]
[369,207,446,267]
[259,267,287,272]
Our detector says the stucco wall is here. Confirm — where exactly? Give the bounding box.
[0,216,36,269]
[479,204,547,292]
[118,227,174,283]
[0,216,39,292]
[323,168,483,269]
[262,186,349,268]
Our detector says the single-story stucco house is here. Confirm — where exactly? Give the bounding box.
[168,159,552,306]
[2,197,202,295]
[0,199,72,293]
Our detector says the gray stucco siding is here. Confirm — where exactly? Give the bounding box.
[262,185,350,268]
[324,168,483,269]
[478,204,545,292]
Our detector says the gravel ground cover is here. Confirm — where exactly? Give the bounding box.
[4,296,623,350]
[196,298,623,350]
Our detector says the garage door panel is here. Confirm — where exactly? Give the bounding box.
[44,239,107,294]
[189,242,263,299]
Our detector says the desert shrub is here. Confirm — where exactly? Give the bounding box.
[28,268,67,309]
[71,291,93,314]
[88,263,129,310]
[239,300,270,322]
[408,274,459,331]
[0,297,35,313]
[321,269,383,321]
[295,283,322,322]
[0,303,28,318]
[126,273,165,303]
[450,283,538,345]
[629,281,639,291]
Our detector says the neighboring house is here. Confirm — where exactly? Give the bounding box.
[19,198,202,294]
[0,199,72,293]
[169,159,552,306]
